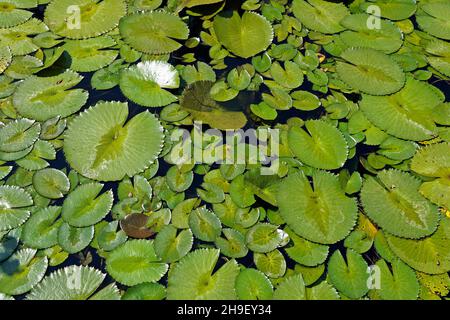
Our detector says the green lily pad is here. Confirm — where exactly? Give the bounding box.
[336,47,405,95]
[385,219,450,274]
[64,101,164,181]
[292,0,349,34]
[22,206,62,249]
[254,249,286,278]
[119,11,189,54]
[0,185,33,231]
[153,225,193,263]
[360,169,440,239]
[288,120,348,170]
[57,222,94,254]
[167,248,239,300]
[106,239,168,286]
[410,143,450,208]
[213,11,273,58]
[339,14,403,54]
[235,268,273,300]
[376,259,419,300]
[32,168,70,199]
[273,274,305,300]
[0,248,47,295]
[27,265,109,300]
[360,77,444,141]
[62,182,113,227]
[13,70,88,122]
[277,171,357,244]
[328,249,369,299]
[122,282,166,300]
[188,206,222,242]
[63,36,118,72]
[44,0,127,39]
[120,60,179,107]
[3,118,39,148]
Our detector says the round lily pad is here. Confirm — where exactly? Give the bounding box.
[64,101,164,181]
[119,11,189,54]
[106,239,168,286]
[32,168,70,199]
[336,47,405,95]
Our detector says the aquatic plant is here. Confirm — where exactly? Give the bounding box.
[0,0,449,301]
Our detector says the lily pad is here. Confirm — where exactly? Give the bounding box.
[119,11,189,54]
[360,169,440,239]
[62,182,113,227]
[106,239,168,286]
[213,11,273,58]
[336,47,405,95]
[27,265,109,300]
[360,77,444,141]
[167,248,239,300]
[120,60,179,107]
[64,101,164,181]
[288,120,348,170]
[32,168,70,199]
[13,70,88,122]
[277,171,358,244]
[44,0,127,39]
[0,185,33,231]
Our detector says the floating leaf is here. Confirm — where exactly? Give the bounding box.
[376,259,419,300]
[120,60,179,107]
[62,182,113,227]
[0,185,33,231]
[339,14,403,54]
[416,2,450,40]
[336,47,405,95]
[122,282,166,300]
[3,121,39,153]
[32,168,70,199]
[360,77,444,141]
[119,11,189,54]
[188,206,222,242]
[13,70,88,122]
[180,81,247,130]
[44,0,127,39]
[328,249,369,299]
[63,36,118,72]
[22,206,62,249]
[273,274,305,300]
[360,169,439,239]
[0,46,12,74]
[106,239,168,286]
[58,223,94,254]
[360,0,416,21]
[0,1,33,28]
[0,248,47,295]
[64,101,164,181]
[27,265,107,300]
[235,268,273,300]
[213,11,273,58]
[154,225,193,263]
[167,248,239,300]
[284,227,329,267]
[245,223,283,253]
[410,143,450,208]
[277,171,358,244]
[288,120,348,170]
[292,0,349,34]
[385,219,450,274]
[254,249,286,278]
